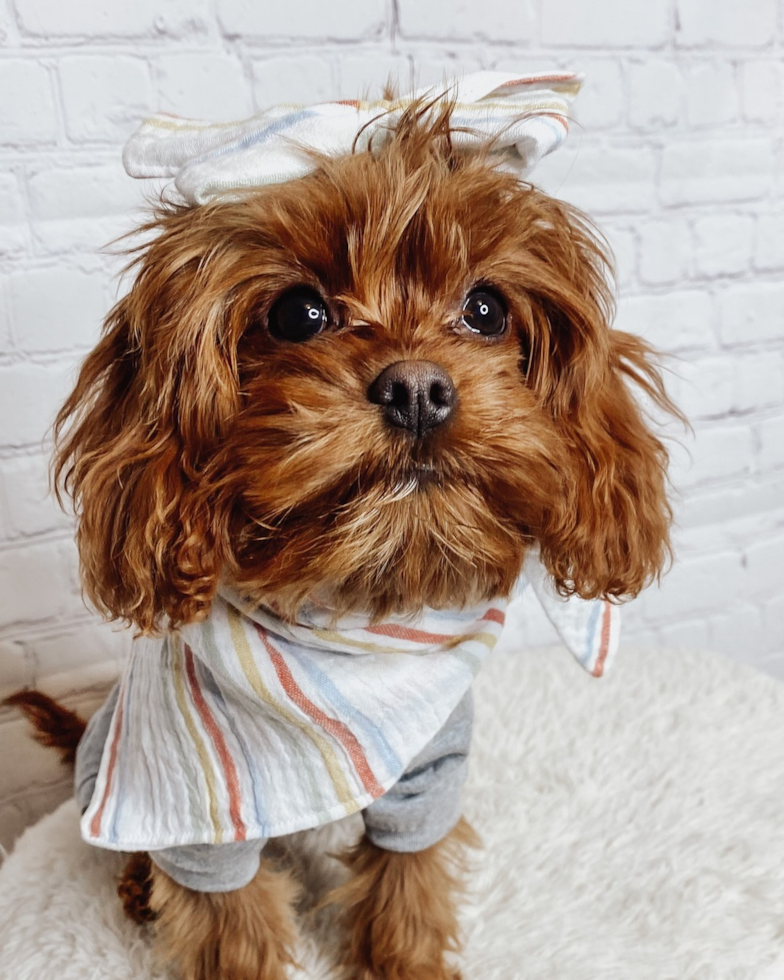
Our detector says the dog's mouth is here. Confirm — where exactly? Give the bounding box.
[387,460,444,497]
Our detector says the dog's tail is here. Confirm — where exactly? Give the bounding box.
[3,691,86,765]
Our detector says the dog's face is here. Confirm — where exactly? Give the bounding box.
[56,108,674,632]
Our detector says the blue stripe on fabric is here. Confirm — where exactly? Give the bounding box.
[284,646,402,777]
[581,602,602,670]
[194,108,320,164]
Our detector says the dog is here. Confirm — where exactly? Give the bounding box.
[9,74,677,980]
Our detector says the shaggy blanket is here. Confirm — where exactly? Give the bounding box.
[2,631,784,979]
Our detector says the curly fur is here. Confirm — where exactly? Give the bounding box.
[45,96,680,978]
[53,100,677,636]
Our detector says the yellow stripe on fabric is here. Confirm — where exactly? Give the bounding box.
[171,636,223,844]
[227,607,358,814]
[143,97,573,135]
[311,627,501,654]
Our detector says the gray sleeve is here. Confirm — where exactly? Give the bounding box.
[362,690,473,853]
[74,683,120,813]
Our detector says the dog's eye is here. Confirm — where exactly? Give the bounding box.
[268,287,329,342]
[461,289,506,337]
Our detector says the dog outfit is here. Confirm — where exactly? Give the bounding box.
[123,70,583,204]
[75,71,605,892]
[76,553,618,891]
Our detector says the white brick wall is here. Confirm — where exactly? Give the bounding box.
[1,0,783,852]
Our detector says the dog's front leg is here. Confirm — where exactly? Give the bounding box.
[333,818,476,980]
[148,856,299,980]
[332,693,478,979]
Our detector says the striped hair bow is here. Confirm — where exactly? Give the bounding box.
[122,71,582,206]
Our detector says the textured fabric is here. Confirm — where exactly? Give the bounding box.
[75,689,474,889]
[80,553,619,853]
[122,71,582,204]
[363,690,474,853]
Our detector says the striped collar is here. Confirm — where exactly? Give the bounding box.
[80,556,618,851]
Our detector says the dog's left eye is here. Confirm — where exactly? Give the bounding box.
[268,287,329,342]
[460,289,507,337]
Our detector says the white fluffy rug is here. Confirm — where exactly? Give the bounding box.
[2,632,784,980]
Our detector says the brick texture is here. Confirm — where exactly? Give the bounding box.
[1,0,783,854]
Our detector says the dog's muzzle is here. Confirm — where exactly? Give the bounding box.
[368,361,456,439]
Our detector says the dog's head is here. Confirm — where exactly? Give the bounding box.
[55,103,676,632]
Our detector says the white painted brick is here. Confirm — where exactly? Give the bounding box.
[660,139,774,205]
[757,415,784,470]
[602,223,636,291]
[678,476,784,528]
[559,146,656,215]
[754,214,784,272]
[59,56,154,143]
[693,214,754,278]
[734,352,784,415]
[27,621,132,682]
[718,283,784,346]
[0,639,32,700]
[744,533,784,600]
[0,280,9,351]
[0,174,26,257]
[336,53,413,100]
[686,61,739,127]
[409,53,484,90]
[252,56,338,107]
[676,0,777,48]
[399,0,535,41]
[642,550,743,620]
[674,424,754,488]
[0,541,77,629]
[156,52,252,121]
[742,60,783,124]
[571,59,625,130]
[7,267,106,353]
[638,218,692,285]
[0,60,57,145]
[218,0,386,39]
[0,361,74,448]
[659,617,710,649]
[542,0,670,47]
[628,59,683,128]
[707,603,767,660]
[616,291,714,353]
[762,593,784,653]
[15,0,210,38]
[0,453,71,538]
[670,355,735,420]
[28,163,142,254]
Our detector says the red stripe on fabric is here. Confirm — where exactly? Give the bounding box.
[257,627,385,799]
[88,687,125,839]
[364,623,455,644]
[482,608,506,625]
[593,603,612,678]
[184,646,247,842]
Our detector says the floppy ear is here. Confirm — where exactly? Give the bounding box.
[517,196,677,600]
[54,206,241,634]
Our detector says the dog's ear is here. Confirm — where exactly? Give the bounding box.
[54,207,241,634]
[517,197,677,600]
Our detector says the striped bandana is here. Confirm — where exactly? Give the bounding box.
[122,71,582,205]
[81,554,619,852]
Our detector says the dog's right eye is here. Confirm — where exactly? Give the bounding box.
[267,287,329,342]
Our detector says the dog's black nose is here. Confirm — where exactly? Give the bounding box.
[368,361,456,438]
